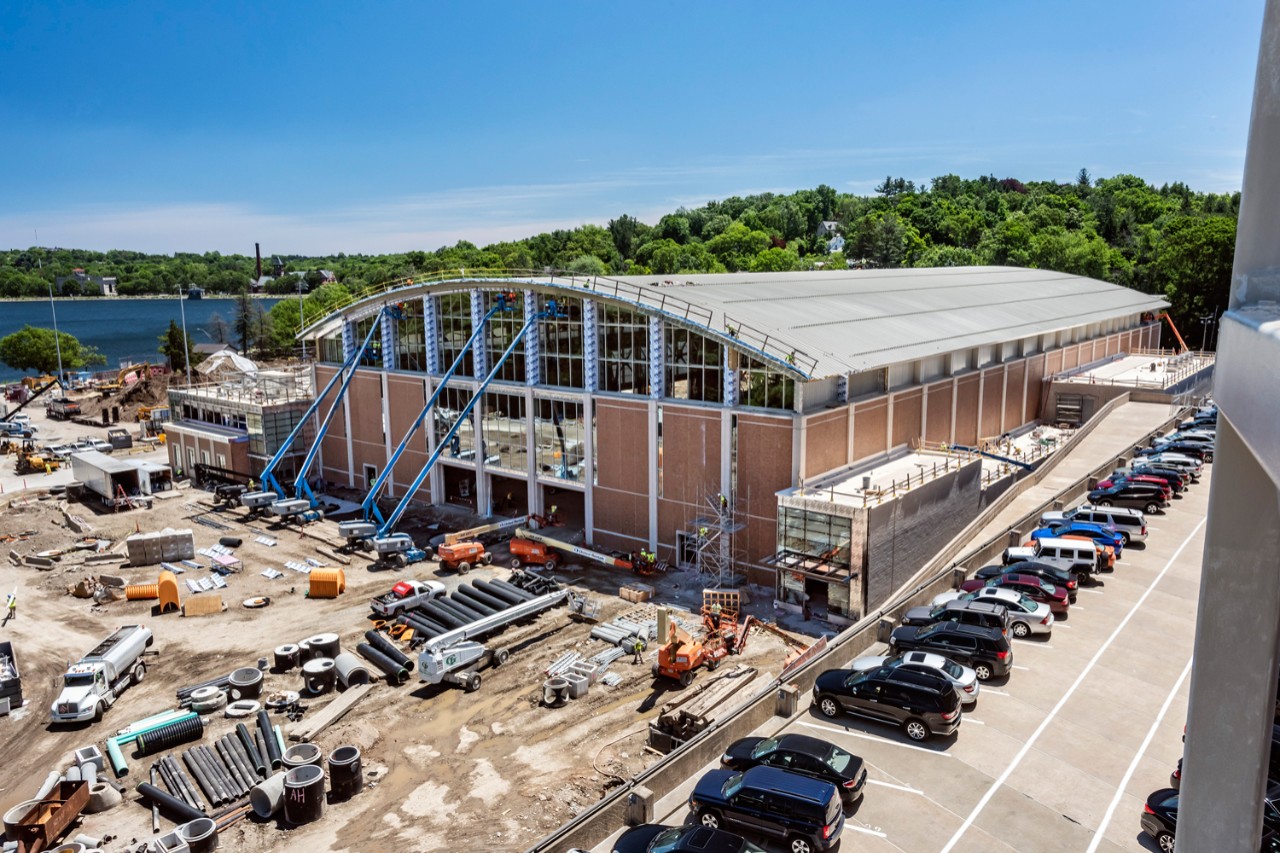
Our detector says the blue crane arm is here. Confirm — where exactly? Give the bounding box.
[376,308,549,537]
[357,304,502,524]
[259,308,385,497]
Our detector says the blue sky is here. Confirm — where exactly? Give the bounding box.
[0,1,1263,255]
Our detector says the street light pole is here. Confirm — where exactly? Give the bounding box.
[47,278,64,385]
[176,285,193,386]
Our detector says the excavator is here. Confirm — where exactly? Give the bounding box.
[99,363,151,396]
[654,591,753,687]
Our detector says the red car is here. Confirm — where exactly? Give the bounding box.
[1096,474,1172,500]
[961,572,1070,615]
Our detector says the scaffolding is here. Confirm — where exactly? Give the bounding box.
[688,491,746,589]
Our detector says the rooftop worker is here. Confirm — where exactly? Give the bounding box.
[786,350,797,366]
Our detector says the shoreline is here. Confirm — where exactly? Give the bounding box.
[0,294,280,303]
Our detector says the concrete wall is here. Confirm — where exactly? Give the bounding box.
[863,458,983,611]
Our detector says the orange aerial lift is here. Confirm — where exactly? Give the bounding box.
[654,591,753,687]
[508,528,665,575]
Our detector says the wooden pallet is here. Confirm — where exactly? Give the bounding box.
[182,593,225,617]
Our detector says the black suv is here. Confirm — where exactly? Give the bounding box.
[889,621,1013,681]
[975,561,1080,602]
[812,665,962,741]
[721,733,867,804]
[901,599,1011,632]
[688,765,844,853]
[1088,482,1167,514]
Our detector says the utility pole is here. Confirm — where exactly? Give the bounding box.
[43,260,64,384]
[298,277,307,361]
[1200,314,1214,353]
[176,285,193,386]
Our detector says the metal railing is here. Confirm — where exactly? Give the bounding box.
[1053,349,1215,390]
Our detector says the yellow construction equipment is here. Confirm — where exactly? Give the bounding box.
[654,591,752,687]
[100,363,152,395]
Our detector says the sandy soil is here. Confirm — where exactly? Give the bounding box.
[0,488,804,852]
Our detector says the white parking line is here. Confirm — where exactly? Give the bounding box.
[1014,641,1052,649]
[1012,665,1030,671]
[1085,654,1194,853]
[1056,623,1073,629]
[937,516,1208,853]
[867,779,924,795]
[798,721,952,756]
[845,825,889,838]
[963,718,985,725]
[981,687,1010,696]
[1081,589,1105,595]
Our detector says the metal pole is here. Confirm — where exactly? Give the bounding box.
[298,278,306,361]
[47,278,64,384]
[177,285,192,386]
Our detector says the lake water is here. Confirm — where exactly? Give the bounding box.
[0,297,282,381]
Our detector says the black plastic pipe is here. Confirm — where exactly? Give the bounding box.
[456,583,510,612]
[403,608,449,634]
[419,600,467,629]
[236,722,267,777]
[200,744,238,800]
[254,729,270,772]
[154,759,182,804]
[228,732,260,783]
[165,755,205,812]
[257,709,282,769]
[450,589,497,616]
[211,743,245,797]
[217,738,251,792]
[364,630,415,671]
[175,674,232,699]
[397,612,445,639]
[474,578,527,605]
[136,715,205,756]
[194,746,232,803]
[490,577,537,601]
[435,596,486,623]
[137,782,204,824]
[356,643,409,685]
[182,750,220,807]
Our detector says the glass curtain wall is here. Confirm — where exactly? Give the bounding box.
[665,327,723,403]
[777,507,852,568]
[598,305,649,394]
[533,398,585,481]
[481,390,527,471]
[738,354,796,410]
[394,299,427,372]
[432,386,475,459]
[319,333,343,363]
[351,316,382,367]
[436,292,475,377]
[538,295,584,388]
[482,290,526,382]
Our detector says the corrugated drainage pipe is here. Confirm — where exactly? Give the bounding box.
[249,772,287,818]
[333,653,373,688]
[356,643,409,685]
[136,715,205,756]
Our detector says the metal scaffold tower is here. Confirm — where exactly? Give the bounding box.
[689,491,746,589]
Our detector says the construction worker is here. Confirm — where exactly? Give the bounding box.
[709,602,721,630]
[5,592,15,621]
[786,350,797,366]
[699,526,708,539]
[630,636,646,665]
[718,493,728,510]
[248,477,256,490]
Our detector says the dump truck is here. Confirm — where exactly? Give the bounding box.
[51,625,154,724]
[371,579,447,617]
[46,397,82,420]
[0,640,22,712]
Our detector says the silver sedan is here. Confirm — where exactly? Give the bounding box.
[850,650,979,707]
[931,586,1054,638]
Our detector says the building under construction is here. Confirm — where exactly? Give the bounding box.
[280,267,1167,620]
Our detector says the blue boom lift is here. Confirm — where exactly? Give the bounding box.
[364,297,564,568]
[239,305,394,520]
[336,293,519,549]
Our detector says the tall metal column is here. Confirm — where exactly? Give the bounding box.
[423,294,441,375]
[1178,3,1280,850]
[648,315,665,399]
[582,298,599,393]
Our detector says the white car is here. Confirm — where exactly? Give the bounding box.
[850,649,980,706]
[1140,452,1203,478]
[73,437,113,454]
[930,586,1054,638]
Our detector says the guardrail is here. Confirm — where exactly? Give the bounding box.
[1053,350,1214,390]
[526,392,1192,853]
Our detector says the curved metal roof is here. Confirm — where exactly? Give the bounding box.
[301,266,1168,380]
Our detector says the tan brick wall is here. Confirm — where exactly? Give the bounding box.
[852,399,888,461]
[1004,362,1026,431]
[890,388,923,450]
[661,405,721,504]
[980,367,1004,439]
[1024,354,1046,422]
[802,408,848,479]
[596,399,648,494]
[737,414,793,564]
[925,382,952,443]
[955,375,980,445]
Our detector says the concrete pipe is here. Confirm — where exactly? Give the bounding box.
[281,743,324,772]
[301,657,337,695]
[296,639,315,662]
[333,652,373,688]
[249,771,287,819]
[78,761,97,786]
[65,765,82,783]
[542,677,570,708]
[177,816,219,853]
[273,643,301,671]
[305,632,341,659]
[327,745,363,801]
[3,800,40,838]
[45,844,85,853]
[83,782,122,814]
[70,835,103,849]
[282,764,326,826]
[228,667,264,700]
[34,770,62,800]
[224,699,261,718]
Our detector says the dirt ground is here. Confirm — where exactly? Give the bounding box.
[0,485,807,852]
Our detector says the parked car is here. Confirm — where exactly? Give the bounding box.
[1126,463,1191,489]
[932,586,1054,638]
[612,824,766,853]
[1158,430,1215,446]
[960,572,1070,615]
[688,765,845,853]
[1138,452,1203,480]
[1048,534,1117,571]
[900,599,1012,634]
[0,421,34,438]
[1088,482,1168,514]
[812,663,963,739]
[1140,782,1280,853]
[849,650,980,707]
[1039,505,1150,544]
[72,437,114,454]
[720,734,867,804]
[1031,520,1126,554]
[45,443,78,460]
[971,561,1080,603]
[889,621,1013,681]
[1172,724,1280,790]
[1178,415,1217,431]
[1099,471,1184,496]
[1138,441,1210,463]
[1003,537,1099,581]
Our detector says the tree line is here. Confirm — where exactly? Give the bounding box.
[0,171,1239,353]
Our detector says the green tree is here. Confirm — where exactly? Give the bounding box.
[206,311,230,344]
[1152,215,1237,339]
[0,325,105,375]
[706,223,770,271]
[234,290,256,354]
[749,247,800,272]
[158,319,196,372]
[566,254,607,276]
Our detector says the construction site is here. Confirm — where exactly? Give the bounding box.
[0,267,1217,853]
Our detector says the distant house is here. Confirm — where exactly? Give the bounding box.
[827,235,846,254]
[816,221,841,238]
[55,269,118,296]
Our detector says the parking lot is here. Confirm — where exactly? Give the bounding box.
[597,463,1210,853]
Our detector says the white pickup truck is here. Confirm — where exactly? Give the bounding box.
[51,625,154,724]
[371,579,447,617]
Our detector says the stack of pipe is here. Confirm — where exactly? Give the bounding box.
[106,710,200,777]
